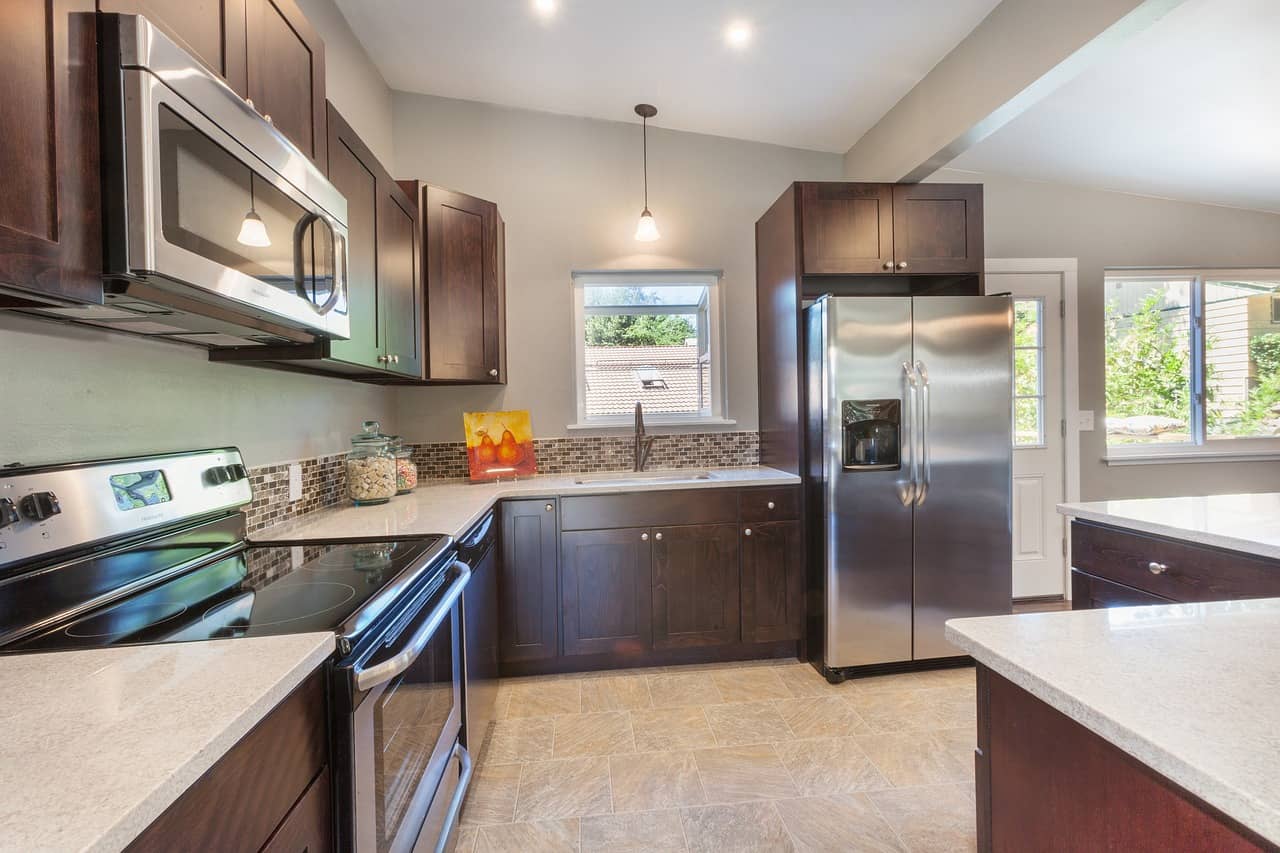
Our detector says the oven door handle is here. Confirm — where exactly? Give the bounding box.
[430,743,474,853]
[353,561,471,692]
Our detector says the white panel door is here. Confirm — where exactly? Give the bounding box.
[999,273,1066,598]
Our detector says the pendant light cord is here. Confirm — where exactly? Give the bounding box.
[642,115,649,210]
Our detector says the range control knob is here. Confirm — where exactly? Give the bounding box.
[0,498,19,529]
[204,466,232,486]
[19,491,61,522]
[226,463,248,481]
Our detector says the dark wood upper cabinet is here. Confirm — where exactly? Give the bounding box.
[561,528,653,657]
[0,0,103,307]
[325,107,382,371]
[890,183,983,275]
[97,0,248,95]
[800,182,894,275]
[741,520,803,643]
[244,0,326,164]
[652,524,741,649]
[500,499,560,662]
[377,184,421,377]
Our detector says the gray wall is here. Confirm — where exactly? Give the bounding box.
[933,167,1280,500]
[390,93,843,444]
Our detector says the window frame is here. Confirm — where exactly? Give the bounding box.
[1104,267,1280,464]
[1013,296,1047,449]
[568,270,733,430]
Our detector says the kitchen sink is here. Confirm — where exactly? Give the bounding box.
[573,470,714,486]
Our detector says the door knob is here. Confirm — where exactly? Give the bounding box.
[897,261,908,270]
[744,528,752,537]
[641,532,649,541]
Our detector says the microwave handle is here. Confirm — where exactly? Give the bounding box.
[353,561,471,692]
[292,211,345,316]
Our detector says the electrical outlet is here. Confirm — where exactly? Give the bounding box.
[1077,410,1095,432]
[288,462,303,503]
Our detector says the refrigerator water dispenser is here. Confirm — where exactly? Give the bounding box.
[841,399,901,471]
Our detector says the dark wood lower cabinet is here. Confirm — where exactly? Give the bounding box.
[499,499,559,662]
[652,523,740,649]
[741,520,803,643]
[561,528,653,656]
[1071,568,1171,609]
[127,669,330,852]
[977,665,1268,852]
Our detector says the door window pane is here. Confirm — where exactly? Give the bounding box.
[1013,298,1045,446]
[1104,279,1194,445]
[1204,280,1280,439]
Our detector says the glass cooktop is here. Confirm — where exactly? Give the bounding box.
[7,537,446,653]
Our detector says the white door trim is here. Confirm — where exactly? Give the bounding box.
[986,258,1081,597]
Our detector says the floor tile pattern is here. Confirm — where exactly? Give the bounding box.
[458,659,978,852]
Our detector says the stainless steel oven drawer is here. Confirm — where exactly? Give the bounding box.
[414,743,473,853]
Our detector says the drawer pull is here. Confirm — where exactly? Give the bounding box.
[744,528,752,537]
[1148,561,1169,575]
[641,532,649,541]
[767,501,776,510]
[545,503,554,512]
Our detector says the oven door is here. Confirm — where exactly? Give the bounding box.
[339,560,473,853]
[104,15,350,339]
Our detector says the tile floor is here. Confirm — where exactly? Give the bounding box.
[456,659,977,852]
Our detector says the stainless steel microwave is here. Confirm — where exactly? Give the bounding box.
[96,14,350,343]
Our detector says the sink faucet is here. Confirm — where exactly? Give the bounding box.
[634,402,656,472]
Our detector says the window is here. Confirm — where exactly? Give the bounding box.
[1104,269,1280,460]
[1013,298,1045,447]
[570,271,728,427]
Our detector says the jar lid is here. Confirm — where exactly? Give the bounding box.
[351,420,391,447]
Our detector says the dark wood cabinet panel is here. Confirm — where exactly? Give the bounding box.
[377,184,421,377]
[1070,569,1171,610]
[561,528,653,656]
[127,670,328,852]
[799,182,894,275]
[978,665,1266,852]
[652,524,740,649]
[500,499,560,662]
[739,486,800,522]
[561,490,739,531]
[741,520,803,644]
[245,0,325,164]
[260,766,332,853]
[98,0,248,95]
[0,0,102,306]
[1070,520,1280,606]
[890,183,983,275]
[325,107,382,370]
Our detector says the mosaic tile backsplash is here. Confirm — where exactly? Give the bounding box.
[243,431,760,534]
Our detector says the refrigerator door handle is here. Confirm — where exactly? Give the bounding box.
[914,360,931,506]
[902,361,920,506]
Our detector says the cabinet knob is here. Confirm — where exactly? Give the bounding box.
[544,503,554,512]
[264,114,272,125]
[744,528,753,537]
[377,355,387,363]
[767,501,776,510]
[655,532,663,541]
[641,532,649,541]
[392,355,400,364]
[1148,561,1169,575]
[897,261,908,270]
[245,98,254,110]
[488,368,499,377]
[882,261,893,270]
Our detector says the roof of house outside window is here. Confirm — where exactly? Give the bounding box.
[584,344,705,417]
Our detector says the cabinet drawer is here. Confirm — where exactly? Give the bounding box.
[561,489,739,531]
[1070,569,1172,610]
[739,487,799,521]
[1070,521,1280,603]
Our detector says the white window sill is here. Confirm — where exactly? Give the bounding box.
[1105,447,1280,466]
[567,417,738,432]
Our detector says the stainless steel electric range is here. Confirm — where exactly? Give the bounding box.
[0,448,472,853]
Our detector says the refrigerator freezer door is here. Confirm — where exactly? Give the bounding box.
[816,297,916,668]
[910,296,1013,659]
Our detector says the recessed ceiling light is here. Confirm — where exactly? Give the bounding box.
[532,0,558,18]
[725,20,752,49]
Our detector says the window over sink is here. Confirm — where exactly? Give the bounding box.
[569,271,730,428]
[1104,268,1280,462]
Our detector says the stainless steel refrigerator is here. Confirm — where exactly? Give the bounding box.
[805,295,1012,675]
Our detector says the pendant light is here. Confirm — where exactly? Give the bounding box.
[633,103,660,242]
[237,177,271,248]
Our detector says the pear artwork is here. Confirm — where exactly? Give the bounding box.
[496,427,522,465]
[476,431,498,465]
[463,411,538,480]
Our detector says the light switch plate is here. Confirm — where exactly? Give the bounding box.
[288,462,303,502]
[1077,410,1095,431]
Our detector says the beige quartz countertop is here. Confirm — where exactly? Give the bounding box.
[1058,493,1280,561]
[946,600,1280,846]
[252,466,800,543]
[0,633,335,853]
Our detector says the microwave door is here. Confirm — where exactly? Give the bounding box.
[116,66,350,339]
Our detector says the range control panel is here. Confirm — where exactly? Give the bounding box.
[0,448,252,571]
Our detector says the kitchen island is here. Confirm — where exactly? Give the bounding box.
[946,601,1280,852]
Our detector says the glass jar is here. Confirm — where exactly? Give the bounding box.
[390,436,418,495]
[347,420,397,505]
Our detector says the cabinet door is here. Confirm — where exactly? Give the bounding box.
[799,182,894,275]
[0,0,102,306]
[260,766,331,853]
[500,499,559,662]
[741,521,803,643]
[377,183,422,377]
[561,529,653,656]
[424,187,502,382]
[890,183,983,275]
[98,0,248,96]
[325,105,382,370]
[652,524,740,649]
[245,0,325,164]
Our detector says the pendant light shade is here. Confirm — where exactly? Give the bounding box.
[237,178,271,248]
[633,104,660,242]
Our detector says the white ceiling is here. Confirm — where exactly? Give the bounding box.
[949,0,1280,213]
[336,0,1001,153]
